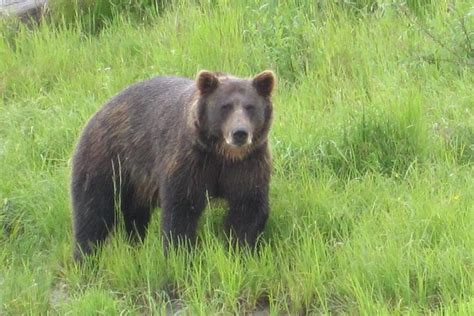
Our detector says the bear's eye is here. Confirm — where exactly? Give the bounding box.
[221,103,233,112]
[244,104,256,112]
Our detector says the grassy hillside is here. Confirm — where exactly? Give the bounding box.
[1,1,473,314]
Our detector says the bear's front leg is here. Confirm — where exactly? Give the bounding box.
[224,186,269,248]
[221,152,271,248]
[160,183,206,254]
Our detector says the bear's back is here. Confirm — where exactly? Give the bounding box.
[107,76,195,113]
[88,76,196,145]
[75,76,197,180]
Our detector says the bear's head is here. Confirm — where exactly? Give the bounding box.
[193,70,276,161]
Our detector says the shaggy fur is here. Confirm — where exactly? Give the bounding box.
[71,70,276,260]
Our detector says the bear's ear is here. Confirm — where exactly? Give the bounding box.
[252,70,276,97]
[196,70,219,95]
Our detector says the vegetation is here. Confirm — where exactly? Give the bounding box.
[1,0,473,314]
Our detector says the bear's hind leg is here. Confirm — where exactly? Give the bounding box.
[72,174,117,261]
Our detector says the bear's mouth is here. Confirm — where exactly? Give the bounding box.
[218,135,253,161]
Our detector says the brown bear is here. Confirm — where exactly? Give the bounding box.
[71,70,276,261]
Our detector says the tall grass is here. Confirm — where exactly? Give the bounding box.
[1,0,473,314]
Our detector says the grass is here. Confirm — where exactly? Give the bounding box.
[1,0,473,314]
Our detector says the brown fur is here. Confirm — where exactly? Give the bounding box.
[71,70,276,260]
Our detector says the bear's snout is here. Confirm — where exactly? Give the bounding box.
[231,128,250,146]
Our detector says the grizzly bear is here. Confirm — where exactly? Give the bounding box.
[71,70,276,260]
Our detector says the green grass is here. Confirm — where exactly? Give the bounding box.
[1,1,473,314]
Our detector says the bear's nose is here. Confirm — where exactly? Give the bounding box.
[232,129,249,146]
